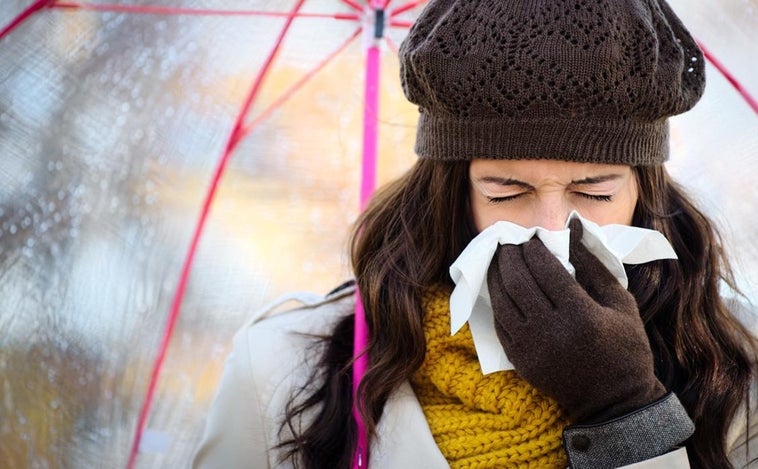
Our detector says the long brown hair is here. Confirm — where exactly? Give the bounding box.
[630,165,756,467]
[279,159,755,469]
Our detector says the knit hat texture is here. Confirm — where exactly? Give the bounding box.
[399,0,706,165]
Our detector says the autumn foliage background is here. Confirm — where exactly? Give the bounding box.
[0,1,755,467]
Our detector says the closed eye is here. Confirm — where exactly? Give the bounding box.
[576,193,613,202]
[487,193,526,204]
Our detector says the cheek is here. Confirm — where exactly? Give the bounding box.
[580,205,634,225]
[470,198,525,231]
[470,199,488,232]
[616,183,639,224]
[470,194,503,232]
[581,190,638,225]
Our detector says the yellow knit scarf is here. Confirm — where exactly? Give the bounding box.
[410,285,570,468]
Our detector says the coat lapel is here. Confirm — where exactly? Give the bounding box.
[370,381,449,468]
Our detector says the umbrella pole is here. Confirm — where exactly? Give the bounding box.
[359,46,380,205]
[353,4,386,468]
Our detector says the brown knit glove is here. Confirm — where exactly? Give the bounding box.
[486,220,666,424]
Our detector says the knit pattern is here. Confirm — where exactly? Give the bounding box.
[411,285,569,468]
[399,0,705,164]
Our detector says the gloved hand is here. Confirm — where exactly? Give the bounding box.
[486,219,666,424]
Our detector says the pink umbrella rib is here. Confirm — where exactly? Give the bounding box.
[385,35,400,53]
[340,0,365,12]
[52,2,359,20]
[389,19,413,28]
[125,1,309,468]
[240,27,362,138]
[390,0,427,17]
[0,0,56,41]
[698,41,758,116]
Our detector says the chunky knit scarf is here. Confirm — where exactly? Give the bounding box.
[410,285,570,468]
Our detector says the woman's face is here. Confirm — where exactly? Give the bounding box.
[469,159,639,232]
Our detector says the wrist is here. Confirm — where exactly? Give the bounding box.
[574,379,667,425]
[563,393,693,469]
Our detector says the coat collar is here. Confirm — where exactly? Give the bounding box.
[370,381,449,468]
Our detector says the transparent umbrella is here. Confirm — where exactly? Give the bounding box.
[0,1,755,468]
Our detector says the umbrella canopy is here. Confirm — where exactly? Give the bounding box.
[0,1,755,467]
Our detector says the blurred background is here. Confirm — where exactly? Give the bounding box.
[0,0,755,467]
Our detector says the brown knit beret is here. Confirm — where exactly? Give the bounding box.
[399,0,706,165]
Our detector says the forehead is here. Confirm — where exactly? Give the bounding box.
[469,159,633,181]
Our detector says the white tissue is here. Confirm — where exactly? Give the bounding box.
[449,211,677,374]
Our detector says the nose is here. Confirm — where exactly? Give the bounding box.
[529,199,571,230]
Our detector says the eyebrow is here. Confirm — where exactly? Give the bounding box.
[477,176,533,189]
[476,173,624,187]
[570,174,624,185]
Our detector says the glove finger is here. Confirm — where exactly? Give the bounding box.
[486,252,517,351]
[569,220,638,312]
[487,245,526,324]
[568,218,584,251]
[520,237,587,308]
[492,241,554,317]
[490,293,516,349]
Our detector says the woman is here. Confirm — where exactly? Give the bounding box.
[193,0,758,467]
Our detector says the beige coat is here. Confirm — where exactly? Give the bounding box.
[192,287,758,469]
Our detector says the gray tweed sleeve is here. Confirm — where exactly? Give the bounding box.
[562,393,694,468]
